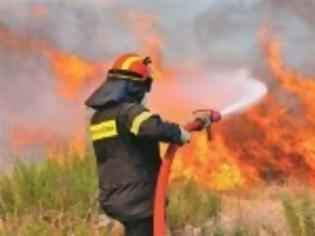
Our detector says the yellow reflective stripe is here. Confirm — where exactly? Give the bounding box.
[90,120,118,141]
[130,111,154,135]
[121,56,140,70]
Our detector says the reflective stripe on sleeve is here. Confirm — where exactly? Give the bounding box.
[90,120,118,141]
[130,111,154,135]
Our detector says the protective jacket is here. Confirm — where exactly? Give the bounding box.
[86,53,182,221]
[89,101,181,221]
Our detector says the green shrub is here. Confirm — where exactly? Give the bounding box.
[0,151,101,235]
[3,150,314,235]
[167,180,221,230]
[281,190,315,236]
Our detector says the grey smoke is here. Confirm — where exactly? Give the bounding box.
[0,0,314,169]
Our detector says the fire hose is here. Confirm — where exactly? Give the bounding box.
[153,109,222,236]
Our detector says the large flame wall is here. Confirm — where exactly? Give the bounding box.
[1,1,315,190]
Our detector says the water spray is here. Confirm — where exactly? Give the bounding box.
[220,79,267,117]
[153,81,267,236]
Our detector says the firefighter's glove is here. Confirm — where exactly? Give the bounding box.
[179,127,191,145]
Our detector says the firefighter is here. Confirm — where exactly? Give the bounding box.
[85,54,191,236]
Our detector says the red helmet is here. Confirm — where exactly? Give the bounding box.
[108,53,153,82]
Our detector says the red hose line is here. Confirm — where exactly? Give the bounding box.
[154,119,204,236]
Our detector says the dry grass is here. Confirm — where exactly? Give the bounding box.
[1,152,315,235]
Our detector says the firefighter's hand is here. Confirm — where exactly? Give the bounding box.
[179,127,191,145]
[192,111,212,129]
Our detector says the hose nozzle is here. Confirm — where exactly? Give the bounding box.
[189,109,221,140]
[187,109,221,131]
[193,109,221,124]
[210,110,221,122]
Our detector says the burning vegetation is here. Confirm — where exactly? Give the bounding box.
[0,0,314,196]
[1,2,315,235]
[1,20,315,191]
[172,27,315,190]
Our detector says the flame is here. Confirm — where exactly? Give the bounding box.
[259,27,315,120]
[172,134,248,190]
[49,52,98,100]
[9,125,60,150]
[256,28,315,183]
[120,9,178,81]
[0,24,102,100]
[0,24,102,157]
[3,11,315,191]
[171,28,315,190]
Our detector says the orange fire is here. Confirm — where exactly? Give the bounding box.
[0,24,102,162]
[9,125,60,150]
[119,9,180,81]
[0,24,103,101]
[49,52,98,100]
[2,15,315,190]
[257,28,315,184]
[171,28,315,190]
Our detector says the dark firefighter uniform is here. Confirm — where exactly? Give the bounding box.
[91,102,181,220]
[85,54,188,236]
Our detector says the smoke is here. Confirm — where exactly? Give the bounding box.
[0,0,313,169]
[149,69,267,121]
[219,70,267,116]
[194,0,315,72]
